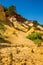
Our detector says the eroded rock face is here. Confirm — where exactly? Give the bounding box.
[0,46,43,65]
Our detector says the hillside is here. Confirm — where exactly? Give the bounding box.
[0,4,43,65]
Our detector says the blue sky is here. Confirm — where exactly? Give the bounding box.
[0,0,43,24]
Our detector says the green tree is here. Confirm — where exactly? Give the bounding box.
[8,5,16,15]
[33,20,39,27]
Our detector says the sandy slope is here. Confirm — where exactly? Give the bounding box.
[0,25,43,65]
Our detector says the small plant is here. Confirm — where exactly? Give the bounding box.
[13,31,17,36]
[0,22,6,31]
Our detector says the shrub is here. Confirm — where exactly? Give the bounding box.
[0,21,6,31]
[0,25,5,29]
[27,32,43,45]
[33,20,39,27]
[13,31,17,36]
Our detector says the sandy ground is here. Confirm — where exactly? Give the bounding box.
[0,25,43,65]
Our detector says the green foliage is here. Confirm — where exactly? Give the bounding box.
[40,24,43,27]
[33,20,39,27]
[0,24,5,30]
[13,31,16,34]
[0,21,6,31]
[27,32,43,45]
[13,31,17,36]
[34,39,42,43]
[8,5,16,15]
[0,33,7,39]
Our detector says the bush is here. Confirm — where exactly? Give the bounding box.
[13,31,17,36]
[0,21,6,31]
[33,20,39,27]
[27,32,43,45]
[7,5,16,15]
[0,25,5,29]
